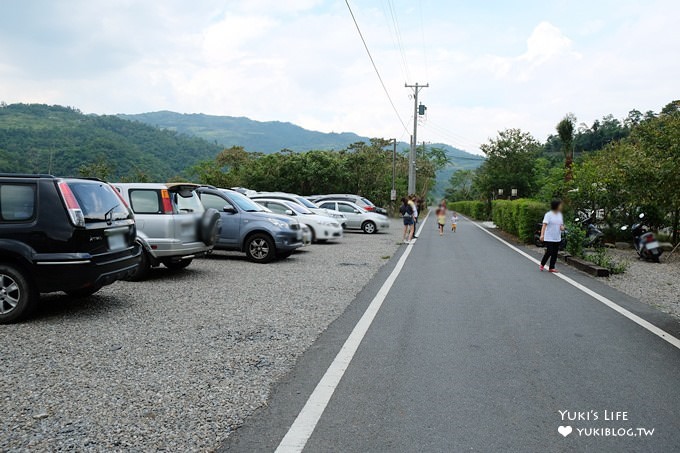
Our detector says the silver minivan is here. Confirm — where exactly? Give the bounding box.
[113,183,220,279]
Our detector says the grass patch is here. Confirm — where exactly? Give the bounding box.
[584,249,628,275]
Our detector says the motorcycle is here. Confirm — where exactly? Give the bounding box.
[534,222,567,251]
[621,213,663,262]
[575,215,604,248]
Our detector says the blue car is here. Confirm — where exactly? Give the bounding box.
[196,187,304,262]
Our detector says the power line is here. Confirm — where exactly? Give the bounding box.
[386,0,411,81]
[344,0,409,134]
[380,0,409,82]
[418,0,429,79]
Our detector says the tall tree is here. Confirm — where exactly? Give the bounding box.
[556,113,576,181]
[475,128,540,199]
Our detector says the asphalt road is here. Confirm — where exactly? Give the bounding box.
[222,215,680,452]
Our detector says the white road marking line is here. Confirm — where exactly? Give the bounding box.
[275,212,430,453]
[467,216,680,350]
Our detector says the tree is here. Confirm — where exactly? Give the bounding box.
[475,128,540,199]
[556,114,576,181]
[78,156,113,180]
[444,169,476,201]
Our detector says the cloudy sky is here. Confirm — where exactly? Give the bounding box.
[1,0,678,154]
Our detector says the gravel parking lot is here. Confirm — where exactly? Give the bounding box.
[1,221,401,451]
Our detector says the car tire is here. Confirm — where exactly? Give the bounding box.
[245,234,276,263]
[200,208,221,246]
[65,285,103,298]
[126,248,151,282]
[163,259,193,270]
[362,221,377,234]
[0,263,37,324]
[308,227,316,243]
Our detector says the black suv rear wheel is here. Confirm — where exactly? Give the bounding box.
[0,264,37,324]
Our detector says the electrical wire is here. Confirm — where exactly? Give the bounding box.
[418,0,429,79]
[386,0,411,81]
[422,123,479,149]
[344,0,410,135]
[381,0,409,83]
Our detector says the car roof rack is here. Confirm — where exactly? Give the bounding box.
[0,173,55,178]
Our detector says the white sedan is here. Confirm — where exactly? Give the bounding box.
[255,199,344,243]
[316,200,390,234]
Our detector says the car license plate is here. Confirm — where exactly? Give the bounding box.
[108,234,127,251]
[647,241,660,250]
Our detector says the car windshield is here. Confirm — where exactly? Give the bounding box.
[225,190,265,212]
[67,181,130,222]
[360,197,375,206]
[295,196,318,209]
[285,201,313,215]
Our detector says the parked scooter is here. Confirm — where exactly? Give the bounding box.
[621,213,663,262]
[575,215,604,248]
[534,222,567,251]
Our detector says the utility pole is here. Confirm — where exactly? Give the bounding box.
[405,82,428,195]
[391,138,397,202]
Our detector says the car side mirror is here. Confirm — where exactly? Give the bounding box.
[223,206,237,214]
[285,209,294,216]
[354,209,360,214]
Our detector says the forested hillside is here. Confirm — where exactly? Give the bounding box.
[0,104,222,180]
[120,111,366,154]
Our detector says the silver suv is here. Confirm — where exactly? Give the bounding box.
[113,183,220,279]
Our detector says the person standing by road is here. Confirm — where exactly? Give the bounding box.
[400,197,414,244]
[540,200,565,273]
[408,195,419,238]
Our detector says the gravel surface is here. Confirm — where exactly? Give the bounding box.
[604,249,680,318]
[0,221,402,452]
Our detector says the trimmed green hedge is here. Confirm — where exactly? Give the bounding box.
[448,201,490,220]
[492,199,548,243]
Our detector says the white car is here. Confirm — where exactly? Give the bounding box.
[300,224,313,246]
[255,199,344,243]
[250,192,347,227]
[316,200,390,234]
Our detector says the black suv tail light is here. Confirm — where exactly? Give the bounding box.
[57,181,85,227]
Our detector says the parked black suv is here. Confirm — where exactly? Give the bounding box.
[0,174,141,323]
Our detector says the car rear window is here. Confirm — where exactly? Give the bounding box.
[360,197,375,206]
[0,184,36,222]
[67,181,130,222]
[130,189,161,214]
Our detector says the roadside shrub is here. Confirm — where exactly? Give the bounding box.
[566,221,586,258]
[585,249,628,275]
[492,199,548,243]
[448,201,490,220]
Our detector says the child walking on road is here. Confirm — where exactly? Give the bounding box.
[437,208,446,236]
[451,212,459,232]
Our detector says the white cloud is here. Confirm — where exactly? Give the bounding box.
[0,0,678,156]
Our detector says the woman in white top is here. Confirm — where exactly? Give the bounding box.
[540,200,565,273]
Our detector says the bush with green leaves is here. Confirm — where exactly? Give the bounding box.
[585,249,628,274]
[565,221,586,258]
[448,201,490,220]
[491,199,548,243]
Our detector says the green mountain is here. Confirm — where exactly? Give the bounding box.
[0,104,221,179]
[120,111,485,192]
[0,104,484,191]
[119,111,366,154]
